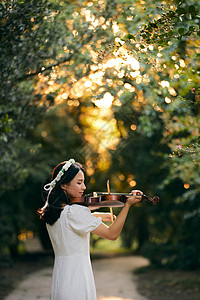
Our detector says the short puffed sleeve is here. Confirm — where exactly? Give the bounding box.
[66,205,102,235]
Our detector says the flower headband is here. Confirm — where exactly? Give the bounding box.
[41,159,75,214]
[44,158,75,192]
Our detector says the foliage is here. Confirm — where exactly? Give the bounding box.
[0,0,199,270]
[0,0,55,195]
[0,103,86,255]
[138,0,200,45]
[120,0,200,268]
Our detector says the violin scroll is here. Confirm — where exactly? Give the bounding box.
[138,193,159,205]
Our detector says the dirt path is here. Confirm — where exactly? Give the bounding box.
[94,256,149,300]
[4,256,149,300]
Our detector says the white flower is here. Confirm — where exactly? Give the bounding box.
[56,171,63,181]
[63,159,75,171]
[44,158,75,191]
[50,181,56,189]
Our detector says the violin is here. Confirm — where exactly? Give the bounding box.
[70,192,159,208]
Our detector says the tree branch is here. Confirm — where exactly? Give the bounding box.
[15,52,76,82]
[15,31,94,82]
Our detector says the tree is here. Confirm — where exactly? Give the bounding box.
[1,0,199,269]
[119,0,200,268]
[0,0,57,194]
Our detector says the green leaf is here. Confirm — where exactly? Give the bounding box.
[168,31,174,36]
[176,7,186,15]
[178,27,185,34]
[189,26,195,32]
[179,16,183,22]
[186,13,192,20]
[188,5,195,12]
[126,33,136,41]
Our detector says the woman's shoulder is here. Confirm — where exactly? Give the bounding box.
[63,204,101,233]
[63,204,90,215]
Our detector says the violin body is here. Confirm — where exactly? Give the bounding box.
[70,193,125,208]
[70,192,159,208]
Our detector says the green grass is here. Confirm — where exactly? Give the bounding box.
[134,266,200,300]
[90,236,132,256]
[92,237,122,251]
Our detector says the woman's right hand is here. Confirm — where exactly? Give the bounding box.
[92,189,143,241]
[125,190,143,207]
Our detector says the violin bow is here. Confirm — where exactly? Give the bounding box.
[107,179,114,222]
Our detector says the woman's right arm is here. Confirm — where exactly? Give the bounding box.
[91,190,142,241]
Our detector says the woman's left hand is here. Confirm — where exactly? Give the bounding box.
[125,190,143,207]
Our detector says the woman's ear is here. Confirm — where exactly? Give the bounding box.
[61,183,68,192]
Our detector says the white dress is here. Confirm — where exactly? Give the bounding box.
[46,204,102,300]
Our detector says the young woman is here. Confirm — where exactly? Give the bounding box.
[38,159,143,300]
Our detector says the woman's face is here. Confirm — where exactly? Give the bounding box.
[61,170,86,199]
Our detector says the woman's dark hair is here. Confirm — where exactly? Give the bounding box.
[37,161,84,225]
